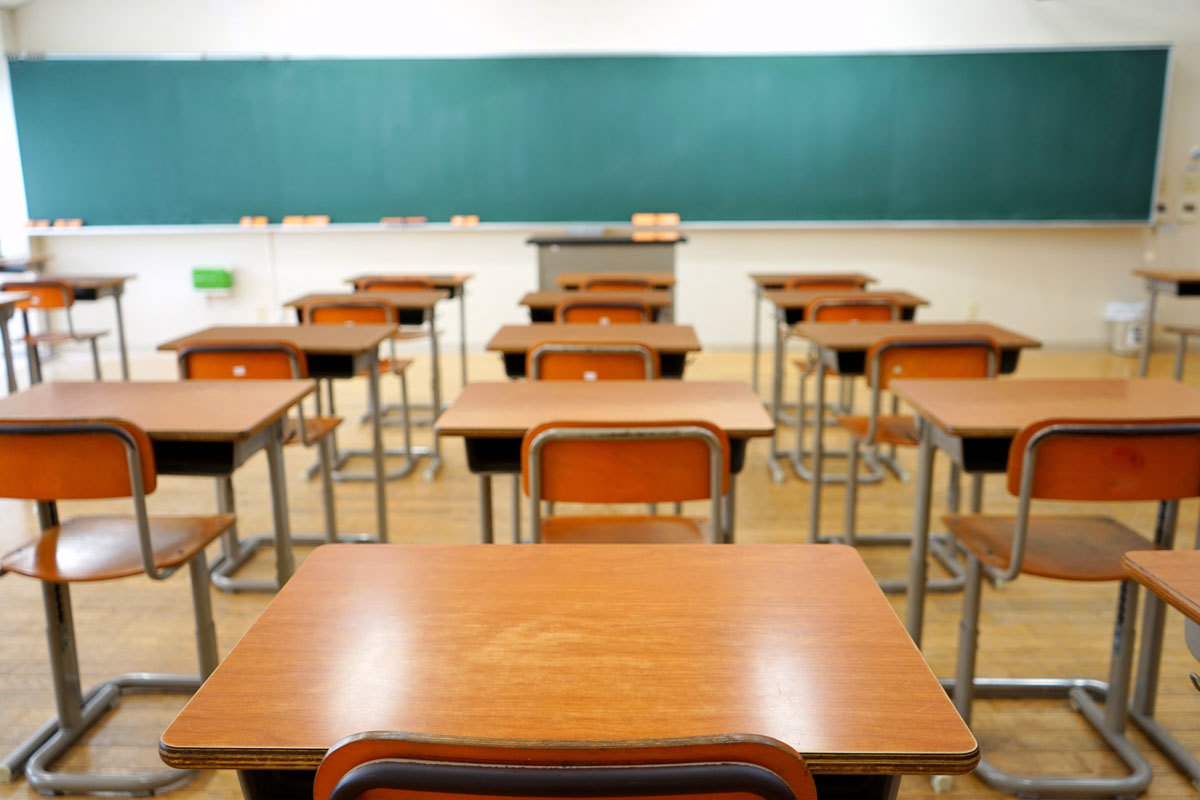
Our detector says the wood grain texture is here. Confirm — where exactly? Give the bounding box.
[0,380,313,442]
[158,325,397,356]
[488,324,700,355]
[556,271,675,289]
[890,378,1200,438]
[435,381,772,439]
[521,290,673,310]
[1124,550,1200,623]
[283,290,449,311]
[763,288,928,310]
[749,272,876,288]
[345,273,474,290]
[159,544,979,775]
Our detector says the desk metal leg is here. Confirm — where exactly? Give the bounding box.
[458,287,468,389]
[1139,283,1159,377]
[807,345,826,543]
[767,308,786,483]
[112,290,130,381]
[511,475,521,544]
[905,416,935,645]
[479,475,493,544]
[752,284,762,396]
[723,478,737,543]
[1174,334,1188,381]
[1,311,16,393]
[425,307,443,479]
[264,423,295,588]
[367,359,389,543]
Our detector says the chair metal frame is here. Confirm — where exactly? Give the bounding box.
[302,300,436,482]
[528,342,658,380]
[838,338,998,596]
[525,423,726,544]
[771,296,901,486]
[555,299,651,324]
[941,421,1200,798]
[0,421,219,796]
[3,280,104,383]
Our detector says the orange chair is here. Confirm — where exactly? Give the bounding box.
[555,299,650,324]
[940,419,1200,797]
[527,340,659,380]
[836,336,1000,590]
[1,280,107,383]
[788,296,903,484]
[176,341,346,592]
[313,732,816,800]
[0,419,231,795]
[582,277,654,291]
[301,300,429,480]
[523,420,729,544]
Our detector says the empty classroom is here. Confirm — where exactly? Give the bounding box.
[0,2,1199,800]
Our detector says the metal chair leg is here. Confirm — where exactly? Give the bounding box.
[89,338,101,381]
[324,370,433,482]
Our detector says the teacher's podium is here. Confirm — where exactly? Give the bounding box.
[527,230,687,290]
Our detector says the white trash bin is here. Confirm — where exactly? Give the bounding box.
[1103,301,1148,357]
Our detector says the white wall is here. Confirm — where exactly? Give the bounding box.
[10,0,1200,352]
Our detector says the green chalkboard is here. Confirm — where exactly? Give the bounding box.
[8,49,1168,225]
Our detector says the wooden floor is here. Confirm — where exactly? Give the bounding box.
[2,345,1200,800]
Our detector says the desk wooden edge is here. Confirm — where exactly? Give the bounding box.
[159,742,980,776]
[1123,552,1200,623]
[282,290,450,308]
[435,425,773,439]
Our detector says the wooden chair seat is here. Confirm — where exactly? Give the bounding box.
[837,414,919,446]
[356,357,414,377]
[24,329,108,345]
[942,514,1156,582]
[282,415,342,445]
[0,514,235,582]
[541,515,709,544]
[792,357,836,377]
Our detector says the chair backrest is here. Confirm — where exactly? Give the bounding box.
[360,278,435,292]
[2,280,73,311]
[805,295,900,323]
[582,278,653,291]
[993,417,1200,582]
[783,278,862,292]
[528,341,659,380]
[303,300,397,326]
[0,418,155,500]
[314,732,816,800]
[176,341,307,380]
[555,300,650,324]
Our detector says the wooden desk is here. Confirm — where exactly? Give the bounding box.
[487,323,701,379]
[437,380,771,544]
[748,273,876,396]
[554,270,676,290]
[158,324,397,543]
[1125,550,1200,625]
[519,289,673,322]
[785,322,1041,542]
[1132,269,1200,376]
[46,274,136,380]
[160,543,978,800]
[0,379,312,589]
[344,274,473,386]
[890,377,1200,787]
[0,291,28,393]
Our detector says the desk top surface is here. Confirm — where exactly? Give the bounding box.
[749,272,876,287]
[889,378,1200,438]
[762,288,928,309]
[345,273,473,289]
[436,380,772,438]
[1165,323,1200,336]
[788,321,1042,352]
[159,544,978,775]
[4,273,134,289]
[0,380,312,442]
[555,271,676,288]
[1133,269,1200,284]
[158,324,397,356]
[488,324,701,353]
[283,290,449,310]
[1124,550,1200,624]
[520,290,674,308]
